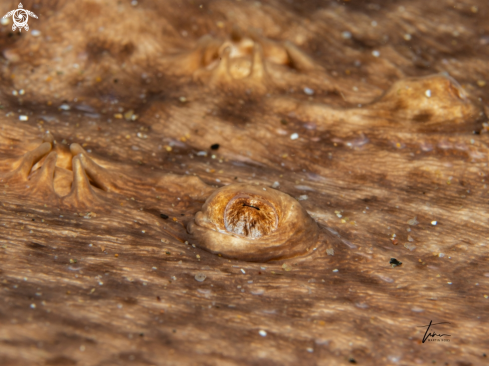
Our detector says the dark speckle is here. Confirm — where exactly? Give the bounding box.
[211,143,220,150]
[390,258,402,267]
[160,214,169,219]
[349,358,357,364]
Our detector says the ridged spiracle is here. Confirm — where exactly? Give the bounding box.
[187,183,319,262]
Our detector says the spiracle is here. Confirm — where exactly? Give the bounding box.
[187,183,319,262]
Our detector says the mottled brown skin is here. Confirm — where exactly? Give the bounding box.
[1,1,489,366]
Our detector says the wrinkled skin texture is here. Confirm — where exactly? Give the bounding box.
[1,1,489,365]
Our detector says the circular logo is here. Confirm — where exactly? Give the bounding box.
[12,9,28,29]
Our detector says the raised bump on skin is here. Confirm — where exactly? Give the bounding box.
[177,35,222,74]
[249,43,267,82]
[70,143,118,192]
[187,183,319,262]
[369,74,485,129]
[28,151,58,197]
[210,47,233,84]
[283,41,319,72]
[17,142,52,180]
[62,155,102,208]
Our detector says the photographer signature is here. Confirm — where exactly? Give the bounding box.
[417,320,451,343]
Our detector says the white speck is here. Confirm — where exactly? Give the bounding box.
[307,348,314,353]
[195,273,206,282]
[19,115,28,121]
[98,282,103,286]
[290,133,299,140]
[263,188,266,191]
[372,50,380,57]
[1,17,9,26]
[59,104,71,111]
[31,30,41,37]
[404,243,416,251]
[131,0,138,5]
[447,282,452,285]
[439,253,445,258]
[259,330,267,337]
[142,230,145,233]
[197,151,207,156]
[117,304,123,309]
[326,248,334,256]
[241,269,246,274]
[341,31,352,39]
[411,306,424,312]
[404,33,412,41]
[80,345,85,351]
[431,221,437,225]
[425,90,432,98]
[298,195,308,201]
[30,304,36,309]
[19,89,25,95]
[388,355,401,363]
[272,181,279,188]
[171,276,177,281]
[260,266,267,270]
[152,267,157,270]
[371,21,377,27]
[24,277,28,281]
[215,179,221,182]
[303,87,314,95]
[332,269,339,272]
[12,90,18,96]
